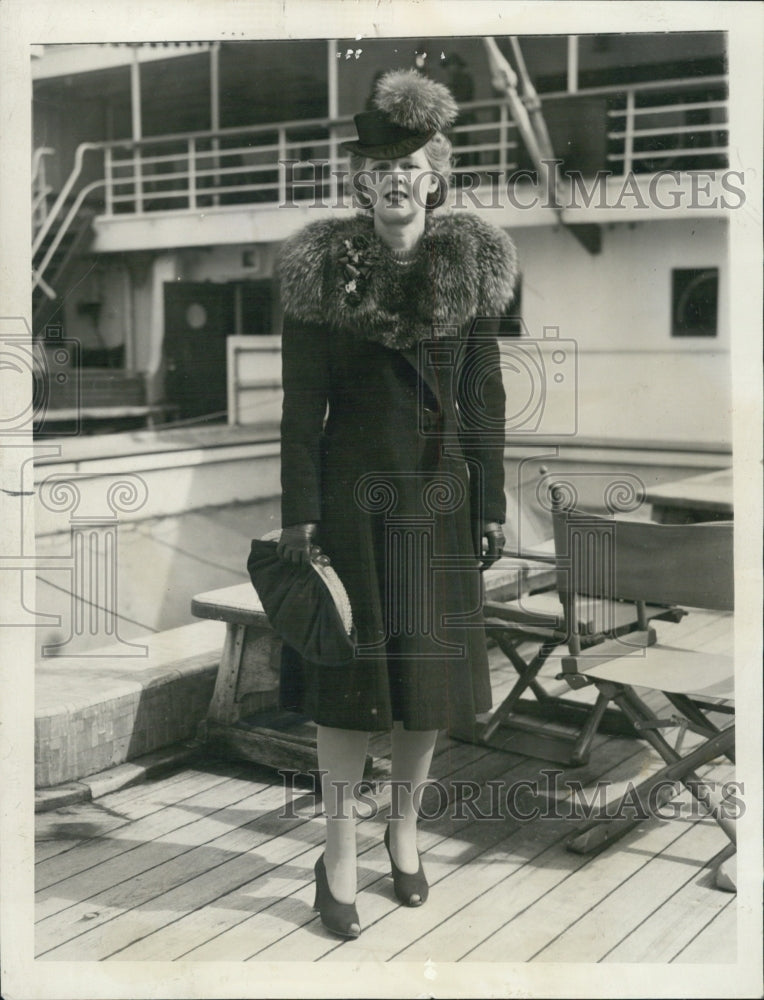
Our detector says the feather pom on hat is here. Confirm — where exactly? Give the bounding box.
[373,69,459,133]
[340,68,459,158]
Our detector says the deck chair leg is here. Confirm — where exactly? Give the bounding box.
[663,692,735,763]
[567,712,735,855]
[508,642,557,703]
[681,774,737,844]
[567,684,707,854]
[714,849,737,892]
[481,671,533,742]
[480,639,556,742]
[494,632,554,687]
[568,688,614,767]
[615,688,737,837]
[617,686,687,764]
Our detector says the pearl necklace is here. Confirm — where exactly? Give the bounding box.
[389,247,418,266]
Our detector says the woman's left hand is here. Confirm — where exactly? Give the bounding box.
[478,520,506,568]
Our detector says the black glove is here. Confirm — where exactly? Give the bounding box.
[477,520,506,569]
[276,522,330,566]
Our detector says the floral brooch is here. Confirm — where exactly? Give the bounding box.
[338,238,372,306]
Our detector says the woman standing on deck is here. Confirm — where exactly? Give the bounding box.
[275,70,517,938]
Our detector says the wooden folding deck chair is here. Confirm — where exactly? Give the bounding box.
[550,495,735,885]
[478,546,685,765]
[468,466,686,765]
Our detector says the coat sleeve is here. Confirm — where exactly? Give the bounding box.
[280,313,330,527]
[457,318,507,525]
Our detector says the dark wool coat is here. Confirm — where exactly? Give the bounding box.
[276,211,518,732]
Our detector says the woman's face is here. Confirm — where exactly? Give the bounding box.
[362,148,438,225]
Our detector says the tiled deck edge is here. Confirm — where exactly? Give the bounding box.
[35,621,226,788]
[34,740,205,813]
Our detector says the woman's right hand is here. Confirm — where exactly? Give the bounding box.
[276,522,331,566]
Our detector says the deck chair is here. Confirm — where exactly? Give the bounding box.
[550,494,735,880]
[470,466,687,764]
[478,548,685,765]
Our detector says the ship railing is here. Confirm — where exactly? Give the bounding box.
[33,73,729,289]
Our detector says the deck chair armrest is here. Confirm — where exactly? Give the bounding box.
[483,599,561,631]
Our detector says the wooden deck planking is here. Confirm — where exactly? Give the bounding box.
[173,742,569,962]
[36,776,316,957]
[528,804,733,962]
[603,843,736,963]
[36,606,736,963]
[672,894,738,963]
[35,765,256,880]
[40,739,530,961]
[188,738,668,963]
[44,817,328,961]
[35,765,250,863]
[36,769,273,900]
[36,742,735,963]
[404,813,702,964]
[35,805,136,864]
[36,737,515,959]
[382,752,726,964]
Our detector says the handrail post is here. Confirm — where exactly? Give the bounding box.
[32,152,49,236]
[278,127,287,205]
[188,137,197,210]
[104,147,113,217]
[134,144,144,213]
[328,123,338,206]
[498,103,508,179]
[623,89,635,177]
[211,135,220,207]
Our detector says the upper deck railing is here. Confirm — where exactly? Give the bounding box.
[32,147,55,240]
[33,73,728,290]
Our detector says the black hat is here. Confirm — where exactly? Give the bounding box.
[342,108,435,159]
[247,536,356,666]
[341,69,458,159]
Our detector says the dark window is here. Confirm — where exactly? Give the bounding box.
[671,268,718,337]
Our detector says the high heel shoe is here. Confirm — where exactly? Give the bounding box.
[384,825,429,907]
[313,854,361,939]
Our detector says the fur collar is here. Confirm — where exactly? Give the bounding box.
[277,212,518,350]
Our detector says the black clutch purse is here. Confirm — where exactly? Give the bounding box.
[246,534,356,666]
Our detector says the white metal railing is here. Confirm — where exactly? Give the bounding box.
[605,75,728,174]
[32,147,55,239]
[98,101,521,218]
[33,171,109,293]
[227,335,283,427]
[98,76,728,218]
[33,73,729,289]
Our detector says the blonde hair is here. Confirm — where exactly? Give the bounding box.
[348,132,454,211]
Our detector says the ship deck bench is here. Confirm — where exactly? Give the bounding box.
[191,556,558,776]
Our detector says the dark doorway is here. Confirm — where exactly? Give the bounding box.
[163,282,235,422]
[240,279,273,335]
